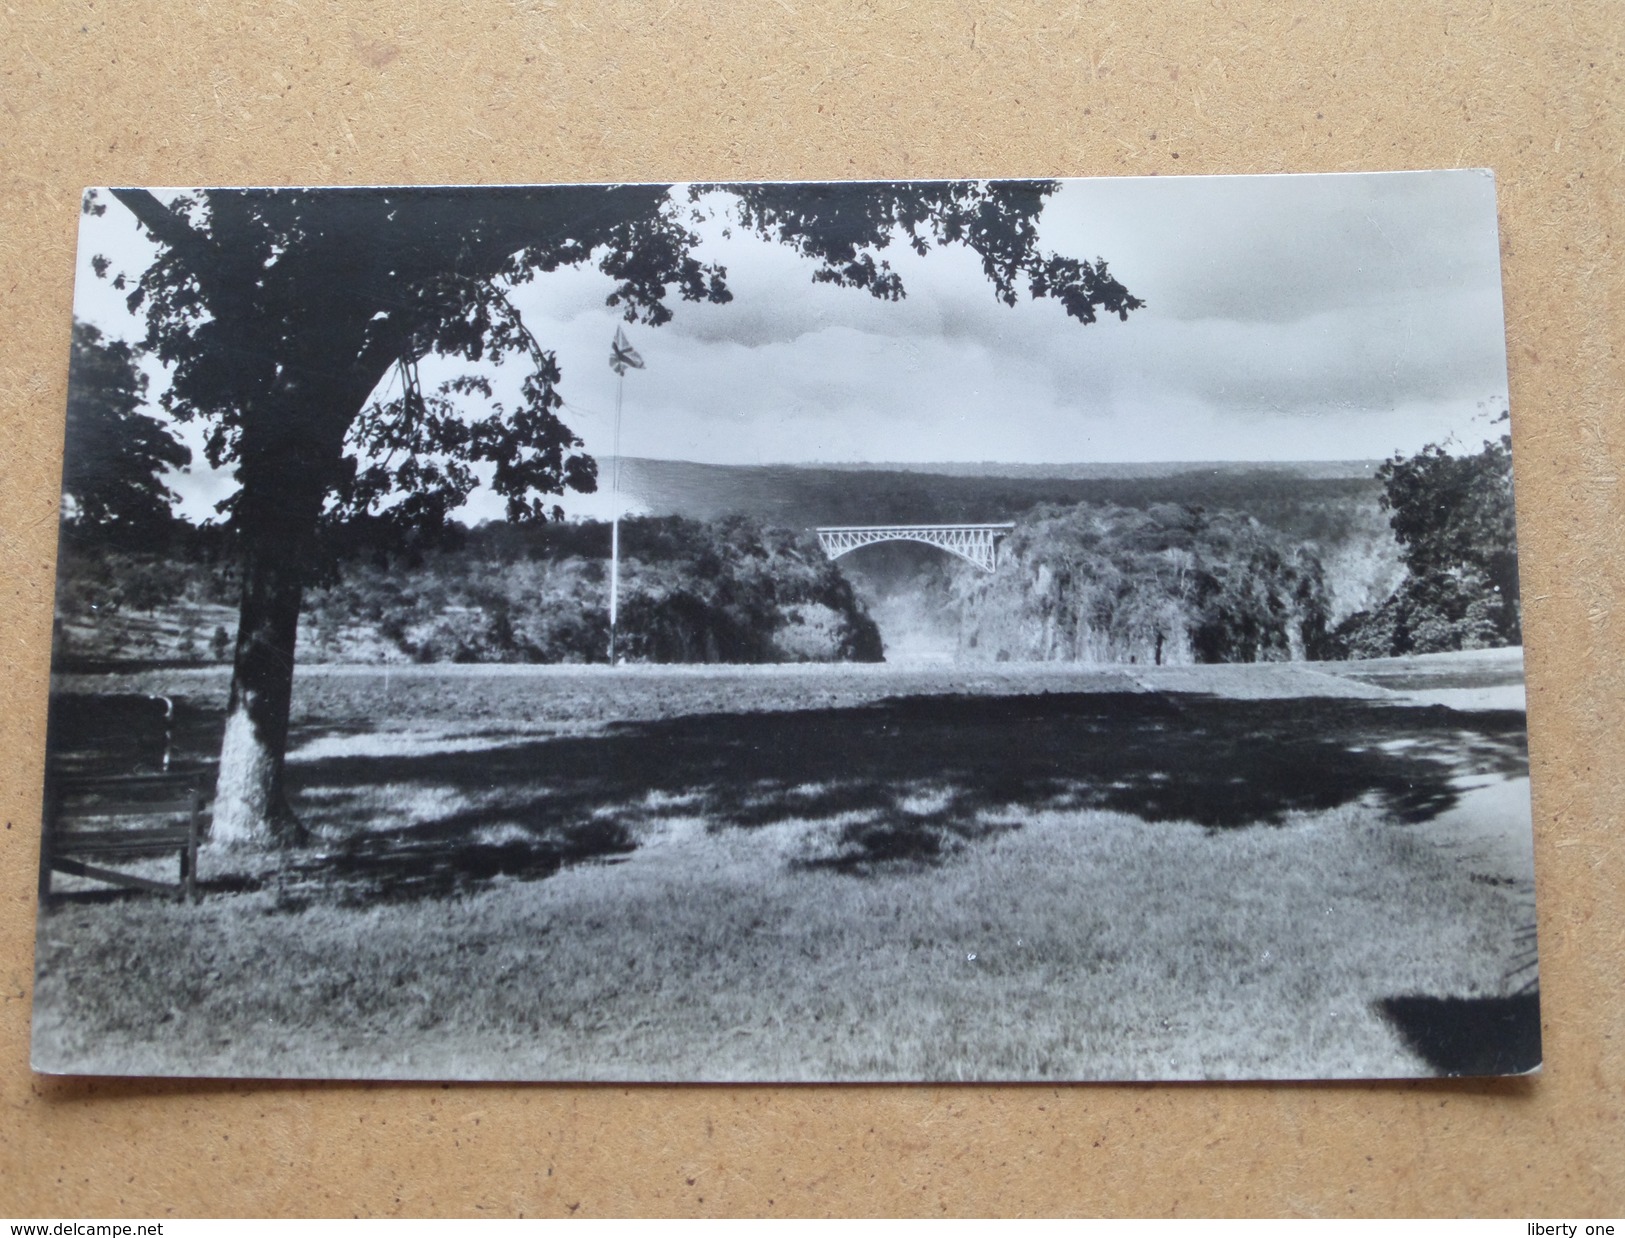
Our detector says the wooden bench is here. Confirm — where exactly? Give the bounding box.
[39,771,209,903]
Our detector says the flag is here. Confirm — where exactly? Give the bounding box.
[609,325,645,375]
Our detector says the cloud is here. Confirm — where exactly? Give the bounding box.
[1038,169,1505,323]
[74,172,1513,504]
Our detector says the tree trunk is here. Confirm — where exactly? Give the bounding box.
[210,516,316,847]
[209,387,357,849]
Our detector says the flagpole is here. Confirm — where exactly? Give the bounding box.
[609,366,623,666]
[606,325,643,667]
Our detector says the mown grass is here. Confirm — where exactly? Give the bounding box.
[33,795,1531,1081]
[34,652,1537,1081]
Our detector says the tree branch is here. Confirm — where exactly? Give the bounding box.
[107,188,222,292]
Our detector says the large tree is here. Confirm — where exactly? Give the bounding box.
[1378,430,1520,624]
[90,181,1142,847]
[1331,429,1521,657]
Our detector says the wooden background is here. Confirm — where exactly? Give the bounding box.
[1,0,1620,1217]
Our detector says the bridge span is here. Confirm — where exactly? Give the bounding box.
[814,523,1015,573]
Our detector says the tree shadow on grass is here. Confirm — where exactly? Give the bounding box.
[276,818,636,908]
[43,689,1529,897]
[285,690,1528,885]
[805,817,1026,876]
[1377,993,1541,1076]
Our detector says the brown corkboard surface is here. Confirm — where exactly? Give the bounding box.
[0,0,1619,1218]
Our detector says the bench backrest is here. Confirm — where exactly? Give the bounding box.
[52,770,204,814]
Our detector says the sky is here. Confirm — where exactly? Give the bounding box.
[72,170,1512,523]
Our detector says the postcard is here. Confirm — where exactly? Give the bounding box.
[33,172,1537,1080]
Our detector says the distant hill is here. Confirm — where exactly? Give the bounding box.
[611,456,1387,541]
[802,459,1384,481]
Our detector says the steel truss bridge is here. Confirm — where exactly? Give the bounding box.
[814,523,1015,574]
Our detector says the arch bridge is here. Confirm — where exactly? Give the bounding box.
[814,523,1015,574]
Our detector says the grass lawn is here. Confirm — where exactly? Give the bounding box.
[33,651,1537,1081]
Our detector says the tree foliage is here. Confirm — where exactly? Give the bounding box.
[724,182,1141,322]
[304,516,886,665]
[957,503,1333,665]
[613,516,883,664]
[1380,433,1519,607]
[57,516,883,667]
[1333,432,1521,657]
[61,320,191,542]
[95,185,693,537]
[91,181,1141,544]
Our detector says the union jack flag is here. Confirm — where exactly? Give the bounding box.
[609,325,645,375]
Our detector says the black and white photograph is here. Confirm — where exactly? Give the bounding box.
[32,171,1538,1081]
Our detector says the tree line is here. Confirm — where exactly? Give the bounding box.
[62,317,1521,678]
[55,514,883,669]
[948,431,1520,666]
[57,429,1519,677]
[311,516,884,665]
[955,502,1335,665]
